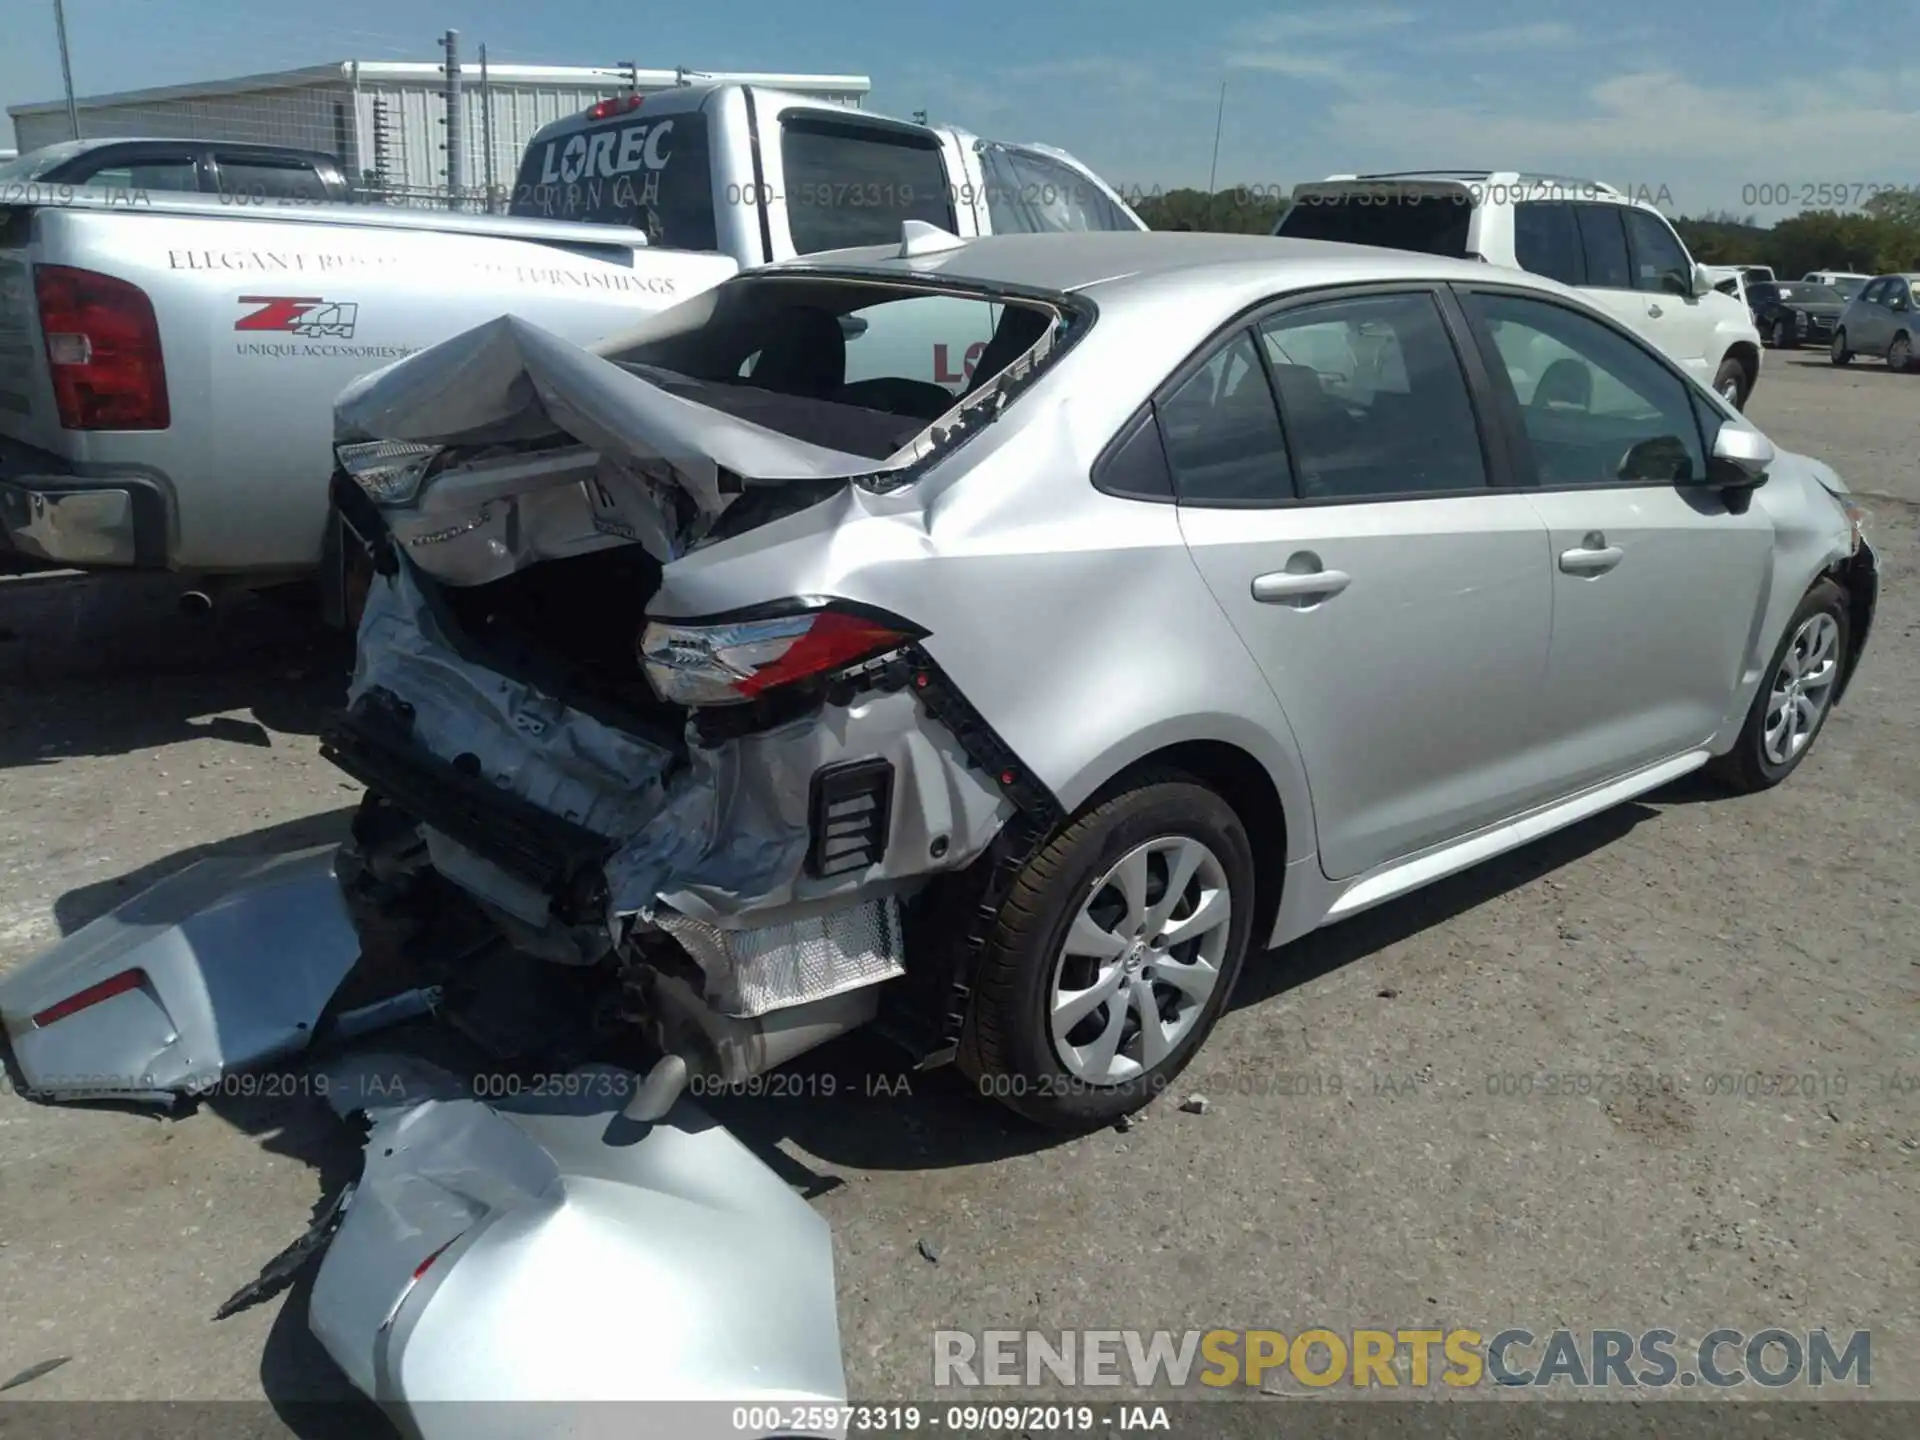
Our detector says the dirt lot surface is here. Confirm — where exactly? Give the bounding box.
[0,355,1914,1430]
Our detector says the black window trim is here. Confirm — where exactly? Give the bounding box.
[51,141,207,191]
[1114,280,1517,510]
[1448,280,1722,497]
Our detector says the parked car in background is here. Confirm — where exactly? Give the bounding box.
[1272,171,1764,407]
[1803,271,1868,294]
[0,137,355,203]
[1749,280,1850,348]
[1831,273,1920,370]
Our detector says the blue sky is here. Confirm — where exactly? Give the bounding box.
[4,0,1915,218]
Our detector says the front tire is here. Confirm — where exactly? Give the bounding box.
[1771,317,1797,350]
[1889,330,1914,373]
[1830,328,1853,366]
[960,773,1256,1129]
[1710,579,1849,793]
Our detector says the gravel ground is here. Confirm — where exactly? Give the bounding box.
[0,355,1914,1429]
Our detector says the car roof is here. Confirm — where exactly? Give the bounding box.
[766,230,1506,298]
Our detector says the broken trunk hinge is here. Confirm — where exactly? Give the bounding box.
[882,649,1067,1067]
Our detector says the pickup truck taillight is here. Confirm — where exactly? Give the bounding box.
[34,264,170,430]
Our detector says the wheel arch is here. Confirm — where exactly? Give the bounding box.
[1078,736,1298,958]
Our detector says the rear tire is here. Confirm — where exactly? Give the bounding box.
[1709,579,1849,793]
[1712,356,1749,409]
[1830,329,1853,366]
[959,772,1256,1129]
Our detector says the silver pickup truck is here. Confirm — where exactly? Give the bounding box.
[0,81,1141,604]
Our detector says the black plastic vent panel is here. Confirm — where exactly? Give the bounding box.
[807,759,894,878]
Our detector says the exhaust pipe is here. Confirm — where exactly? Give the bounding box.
[177,589,214,616]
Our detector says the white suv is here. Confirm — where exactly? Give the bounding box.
[1272,171,1764,408]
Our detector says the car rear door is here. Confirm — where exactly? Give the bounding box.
[1169,285,1556,881]
[1454,285,1774,792]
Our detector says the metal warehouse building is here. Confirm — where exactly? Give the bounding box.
[7,61,870,208]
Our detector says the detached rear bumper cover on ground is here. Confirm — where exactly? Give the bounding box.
[0,856,851,1434]
[0,845,361,1102]
[309,1054,848,1438]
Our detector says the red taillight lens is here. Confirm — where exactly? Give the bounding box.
[34,264,170,430]
[639,607,923,707]
[32,968,146,1028]
[586,93,643,121]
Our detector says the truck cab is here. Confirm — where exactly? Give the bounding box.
[508,84,1142,394]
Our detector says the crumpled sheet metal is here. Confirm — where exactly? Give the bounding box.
[334,312,887,516]
[0,846,361,1104]
[351,559,679,845]
[357,557,1012,933]
[309,1054,848,1438]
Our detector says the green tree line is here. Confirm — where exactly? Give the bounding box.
[1130,186,1920,273]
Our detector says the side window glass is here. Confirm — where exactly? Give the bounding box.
[1573,205,1632,289]
[1621,209,1692,295]
[1512,202,1583,286]
[214,157,327,201]
[1158,330,1294,505]
[1257,291,1486,500]
[78,159,198,191]
[1860,280,1885,304]
[976,143,1134,233]
[1465,291,1706,487]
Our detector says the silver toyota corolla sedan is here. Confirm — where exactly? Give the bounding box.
[318,228,1878,1132]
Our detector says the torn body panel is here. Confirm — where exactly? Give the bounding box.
[309,1055,847,1436]
[0,847,361,1104]
[338,550,1013,968]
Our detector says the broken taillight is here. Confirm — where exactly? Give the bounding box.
[639,605,924,707]
[31,968,146,1028]
[34,264,170,430]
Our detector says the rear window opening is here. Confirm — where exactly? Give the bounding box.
[1276,190,1474,258]
[595,276,1067,460]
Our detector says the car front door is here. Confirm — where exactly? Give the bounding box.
[1455,287,1774,793]
[1848,280,1890,352]
[1169,287,1556,881]
[1620,206,1718,374]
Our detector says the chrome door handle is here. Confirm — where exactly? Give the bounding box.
[1252,568,1351,603]
[1559,544,1624,575]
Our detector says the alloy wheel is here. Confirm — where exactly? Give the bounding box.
[1764,612,1841,767]
[1048,836,1232,1085]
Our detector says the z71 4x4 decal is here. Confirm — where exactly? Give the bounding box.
[235,296,358,339]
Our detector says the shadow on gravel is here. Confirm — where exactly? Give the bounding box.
[0,573,352,770]
[51,806,358,935]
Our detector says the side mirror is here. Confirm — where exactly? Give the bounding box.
[1892,295,1912,313]
[1689,263,1715,298]
[1706,424,1773,488]
[838,314,870,340]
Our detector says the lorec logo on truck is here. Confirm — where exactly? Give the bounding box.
[537,120,675,185]
[235,296,359,339]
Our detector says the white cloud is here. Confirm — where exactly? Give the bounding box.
[1318,66,1920,210]
[1423,20,1584,52]
[1233,7,1417,45]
